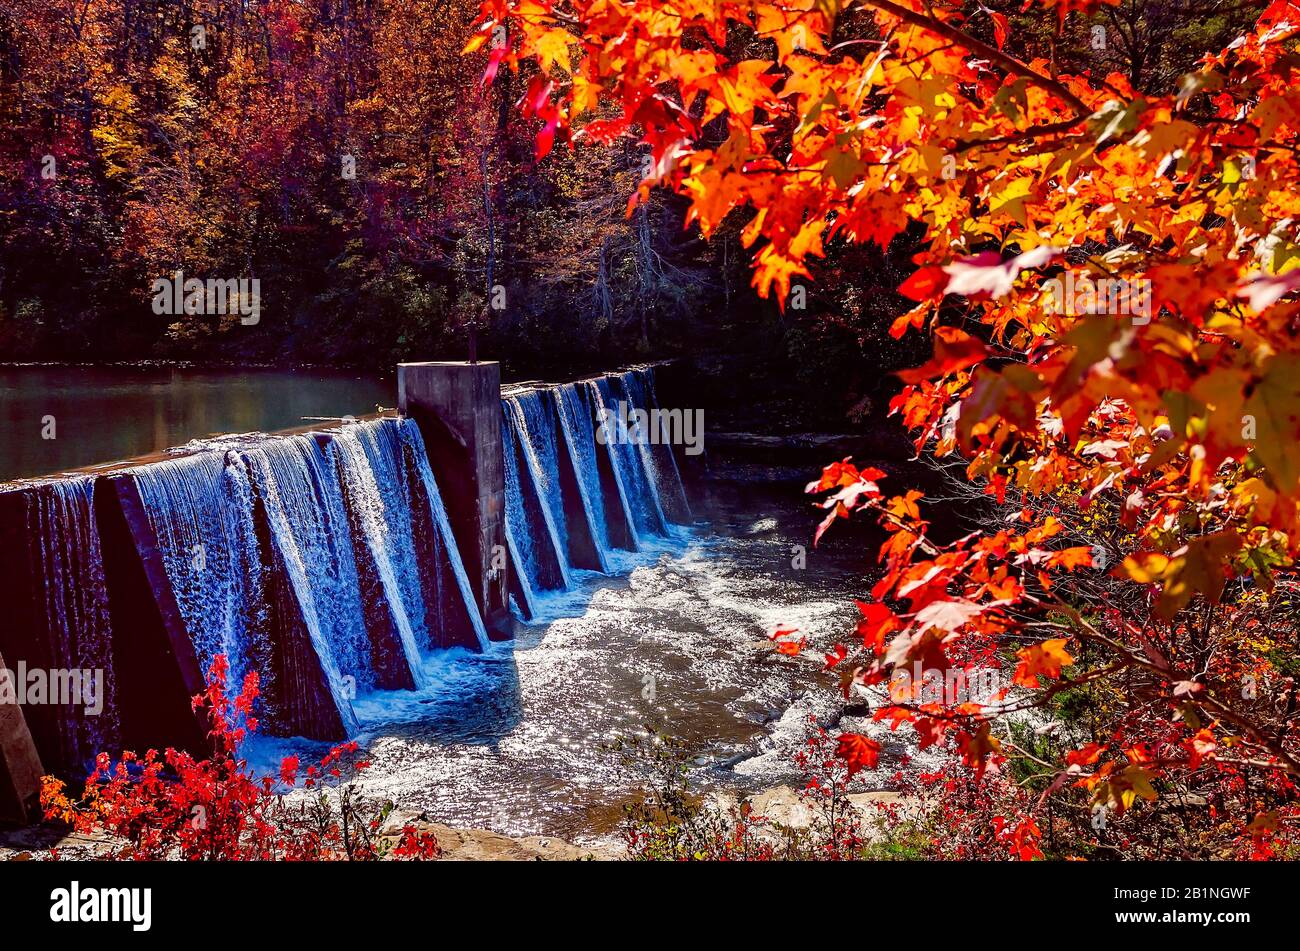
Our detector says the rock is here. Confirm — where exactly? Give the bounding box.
[2,815,623,862]
[0,823,125,860]
[378,812,620,861]
[417,824,619,861]
[708,785,912,838]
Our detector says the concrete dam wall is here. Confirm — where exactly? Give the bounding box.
[0,363,689,823]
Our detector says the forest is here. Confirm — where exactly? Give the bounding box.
[0,0,734,377]
[3,2,1258,407]
[4,0,1300,875]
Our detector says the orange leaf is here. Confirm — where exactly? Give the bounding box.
[897,327,989,383]
[775,636,807,656]
[1013,638,1074,687]
[889,301,930,338]
[990,11,1009,50]
[855,600,902,651]
[823,643,848,669]
[897,265,948,302]
[1047,546,1096,571]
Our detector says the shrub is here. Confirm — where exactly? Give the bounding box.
[615,719,866,861]
[40,656,439,861]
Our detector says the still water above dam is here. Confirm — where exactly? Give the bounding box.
[0,365,390,482]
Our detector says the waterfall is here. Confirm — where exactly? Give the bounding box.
[591,375,668,538]
[555,383,617,565]
[240,436,365,735]
[580,379,640,551]
[503,522,539,621]
[505,393,578,576]
[396,418,490,651]
[622,367,692,525]
[133,439,361,737]
[132,450,270,708]
[23,477,119,771]
[328,423,432,687]
[498,367,691,622]
[130,417,490,739]
[501,396,572,593]
[4,364,691,767]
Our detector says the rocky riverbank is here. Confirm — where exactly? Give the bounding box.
[1,786,913,861]
[0,816,620,862]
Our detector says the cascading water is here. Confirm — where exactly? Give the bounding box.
[591,375,669,538]
[4,365,689,772]
[328,422,432,687]
[129,417,489,740]
[556,382,621,560]
[622,367,692,525]
[396,418,490,651]
[133,438,361,737]
[580,378,641,552]
[498,368,692,622]
[513,392,572,567]
[501,396,573,595]
[509,386,612,574]
[23,476,119,771]
[132,450,269,702]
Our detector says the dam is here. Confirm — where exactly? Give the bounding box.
[0,363,691,821]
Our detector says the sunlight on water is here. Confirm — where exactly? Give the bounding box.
[247,482,886,844]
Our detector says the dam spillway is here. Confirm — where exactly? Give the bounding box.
[500,367,692,618]
[0,364,690,811]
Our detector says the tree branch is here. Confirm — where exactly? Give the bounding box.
[856,0,1094,117]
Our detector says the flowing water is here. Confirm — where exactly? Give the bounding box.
[126,418,484,741]
[7,364,893,839]
[246,477,882,844]
[22,476,120,769]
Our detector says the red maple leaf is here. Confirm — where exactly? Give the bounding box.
[835,732,881,777]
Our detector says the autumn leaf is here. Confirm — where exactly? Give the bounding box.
[1099,764,1159,813]
[1246,810,1280,837]
[1243,353,1300,494]
[897,265,948,302]
[1066,743,1106,769]
[942,247,1061,299]
[912,597,985,633]
[1013,639,1074,687]
[1120,531,1243,618]
[835,732,881,777]
[889,301,931,339]
[897,327,989,384]
[1046,546,1097,571]
[990,11,1010,50]
[855,600,902,651]
[771,626,807,655]
[823,643,848,669]
[958,722,1002,782]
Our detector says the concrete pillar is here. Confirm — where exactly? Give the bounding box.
[0,652,44,826]
[398,362,511,638]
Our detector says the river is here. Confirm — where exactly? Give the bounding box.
[1,364,889,847]
[0,364,389,482]
[245,476,887,844]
